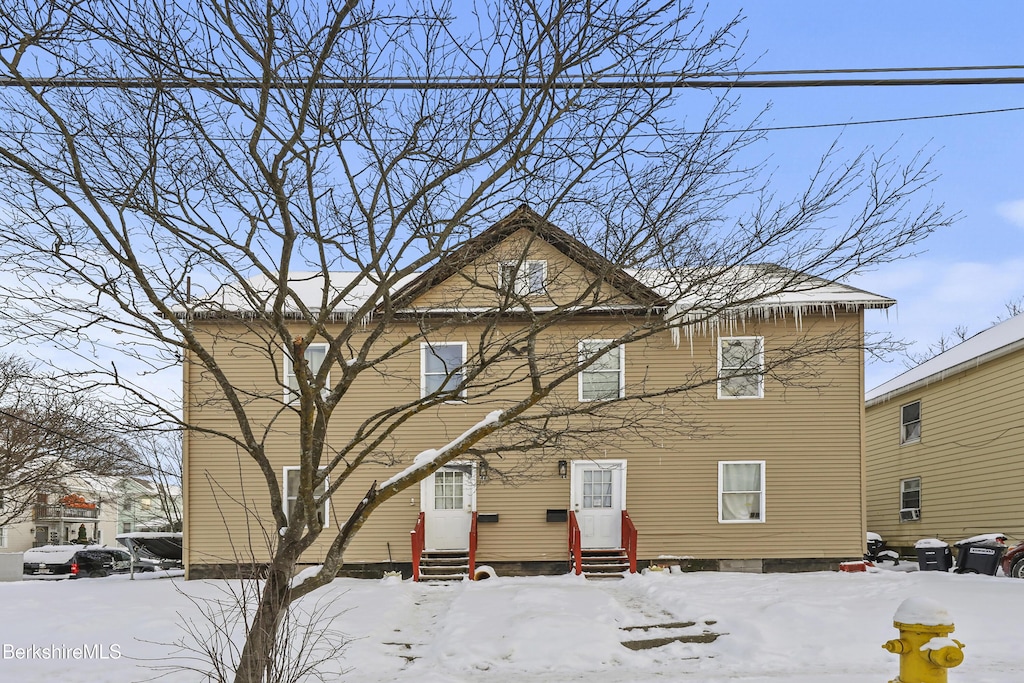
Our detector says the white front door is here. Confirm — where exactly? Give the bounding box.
[423,464,475,550]
[572,461,625,549]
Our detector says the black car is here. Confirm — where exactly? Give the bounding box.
[23,545,132,579]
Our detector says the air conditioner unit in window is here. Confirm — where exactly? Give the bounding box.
[899,508,921,522]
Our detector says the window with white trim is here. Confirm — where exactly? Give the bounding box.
[900,401,921,444]
[421,342,467,398]
[718,337,764,399]
[0,526,7,548]
[578,340,624,401]
[719,461,765,522]
[283,467,329,526]
[500,260,547,297]
[900,477,921,522]
[284,343,329,401]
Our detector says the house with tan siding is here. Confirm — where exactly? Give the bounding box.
[865,312,1024,552]
[183,206,895,579]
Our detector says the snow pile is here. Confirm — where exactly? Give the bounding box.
[915,538,950,549]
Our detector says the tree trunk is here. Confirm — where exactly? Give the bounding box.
[232,552,297,683]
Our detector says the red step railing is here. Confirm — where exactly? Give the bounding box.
[411,512,425,582]
[568,510,583,575]
[622,510,638,574]
[468,511,479,579]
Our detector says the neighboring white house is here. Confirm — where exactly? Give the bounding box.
[1,474,180,554]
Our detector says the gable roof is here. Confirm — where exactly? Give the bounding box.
[866,311,1024,405]
[383,204,670,312]
[191,206,894,322]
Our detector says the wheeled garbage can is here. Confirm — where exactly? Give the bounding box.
[954,537,1006,575]
[914,538,952,572]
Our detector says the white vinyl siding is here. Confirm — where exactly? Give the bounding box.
[718,337,764,399]
[719,461,765,523]
[283,467,330,526]
[421,342,467,399]
[578,340,624,401]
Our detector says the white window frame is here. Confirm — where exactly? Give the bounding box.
[500,260,547,297]
[900,477,921,521]
[421,342,468,400]
[718,460,766,523]
[0,526,7,548]
[284,343,330,402]
[900,401,921,444]
[283,466,330,526]
[578,340,625,402]
[717,336,765,399]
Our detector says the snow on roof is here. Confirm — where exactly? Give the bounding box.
[866,311,1024,404]
[192,272,421,319]
[195,267,893,323]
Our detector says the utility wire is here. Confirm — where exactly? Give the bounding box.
[6,66,1024,90]
[2,105,1022,141]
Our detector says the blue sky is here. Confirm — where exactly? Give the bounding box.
[699,2,1024,389]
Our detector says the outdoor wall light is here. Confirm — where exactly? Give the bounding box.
[557,460,568,478]
[479,461,489,482]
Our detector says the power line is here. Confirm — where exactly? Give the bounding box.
[2,105,1022,141]
[5,71,1024,90]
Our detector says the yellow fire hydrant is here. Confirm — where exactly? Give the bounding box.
[882,597,965,683]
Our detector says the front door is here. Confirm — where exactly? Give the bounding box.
[572,461,625,549]
[423,464,475,550]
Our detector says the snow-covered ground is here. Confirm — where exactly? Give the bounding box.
[1,565,1021,682]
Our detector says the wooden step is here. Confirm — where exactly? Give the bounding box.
[417,550,470,581]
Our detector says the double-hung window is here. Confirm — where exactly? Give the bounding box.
[421,342,467,399]
[0,526,7,549]
[284,343,329,401]
[719,461,765,522]
[283,467,329,526]
[500,260,547,297]
[900,401,921,444]
[900,477,921,521]
[718,337,764,399]
[578,340,624,401]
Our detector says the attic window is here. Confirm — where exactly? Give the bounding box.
[500,260,546,297]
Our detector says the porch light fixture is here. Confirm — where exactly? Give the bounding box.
[557,460,568,478]
[479,461,489,482]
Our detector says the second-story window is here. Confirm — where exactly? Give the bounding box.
[421,342,467,399]
[284,343,329,402]
[579,340,624,401]
[500,260,547,297]
[900,401,921,444]
[718,337,764,399]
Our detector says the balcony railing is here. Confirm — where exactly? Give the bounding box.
[34,504,101,521]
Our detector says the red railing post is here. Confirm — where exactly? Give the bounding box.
[468,511,479,579]
[621,510,638,574]
[568,510,583,575]
[411,512,425,582]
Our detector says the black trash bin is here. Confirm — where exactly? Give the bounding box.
[915,539,952,572]
[954,540,1006,575]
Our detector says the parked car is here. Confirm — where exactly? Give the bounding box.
[1002,540,1024,579]
[23,545,132,579]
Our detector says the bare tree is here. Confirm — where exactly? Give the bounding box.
[127,430,183,532]
[0,355,137,528]
[0,1,950,680]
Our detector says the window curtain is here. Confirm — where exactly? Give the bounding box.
[722,463,762,520]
